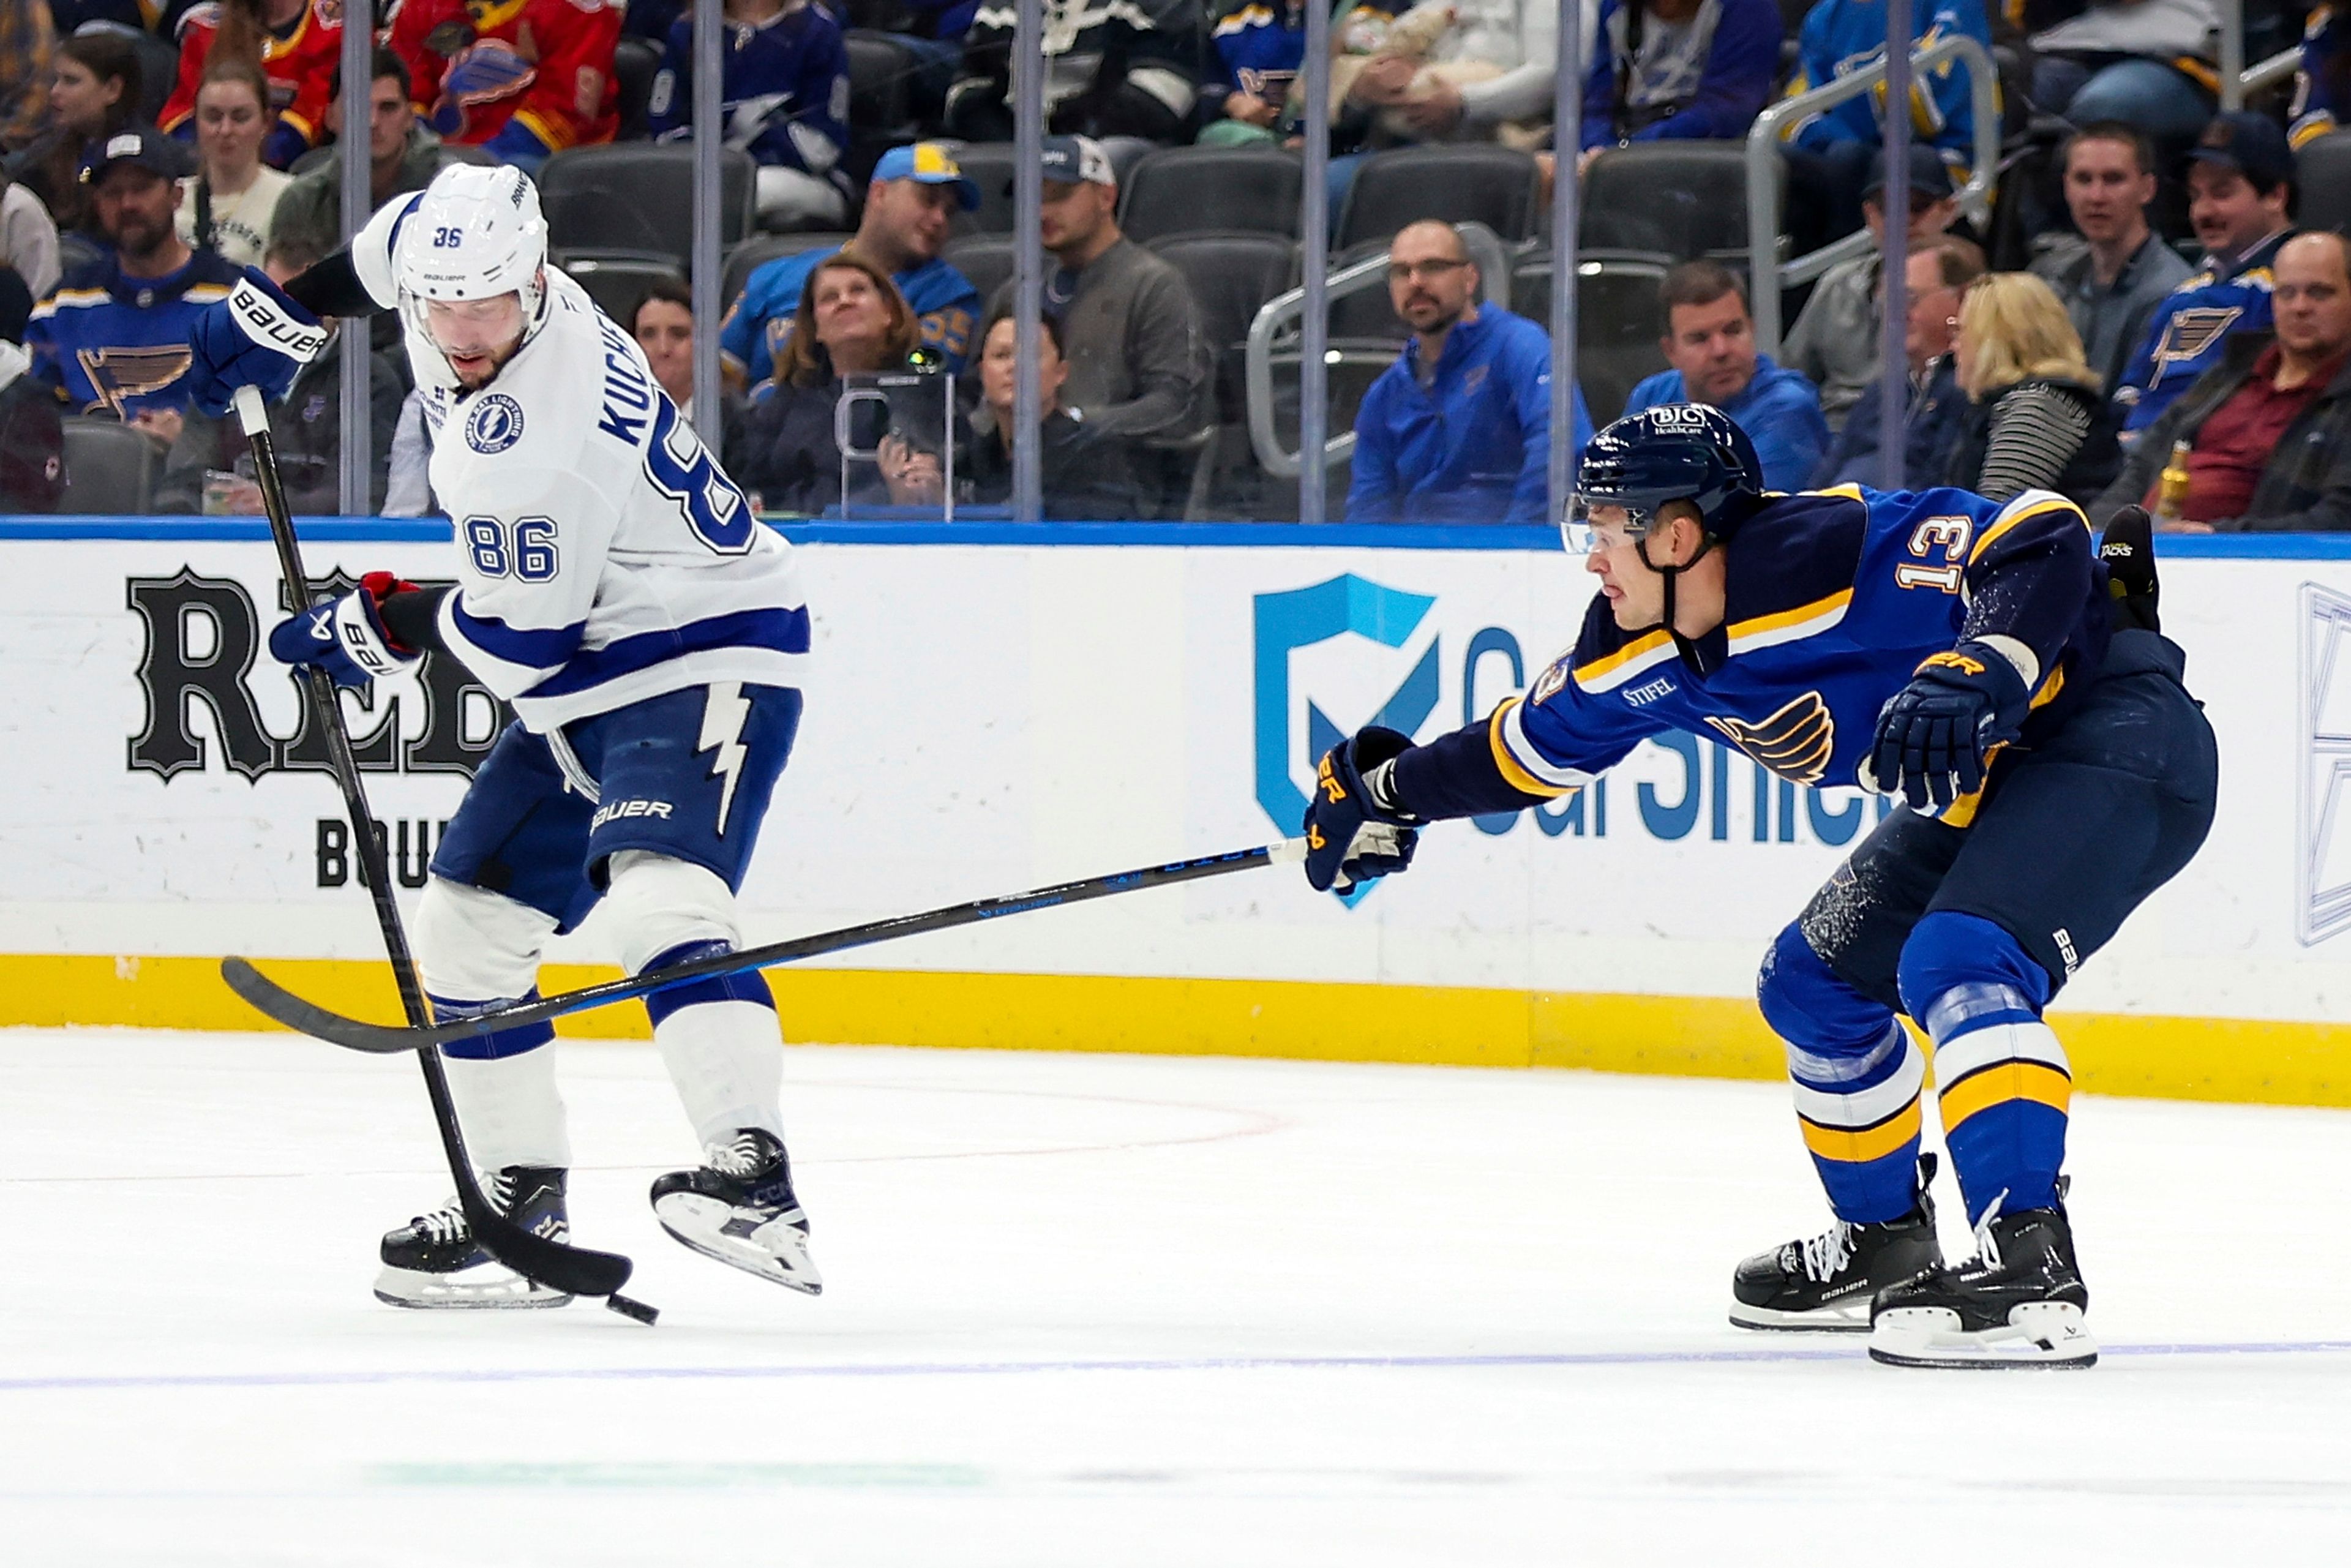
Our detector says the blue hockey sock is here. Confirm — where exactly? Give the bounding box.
[1757,924,1925,1223]
[1898,911,2069,1223]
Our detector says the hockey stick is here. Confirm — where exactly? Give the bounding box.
[231,386,656,1325]
[223,838,1310,1054]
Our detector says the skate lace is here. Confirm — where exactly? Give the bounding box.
[410,1171,513,1246]
[707,1132,767,1179]
[1798,1221,1856,1283]
[1967,1192,2008,1271]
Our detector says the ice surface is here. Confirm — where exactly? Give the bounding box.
[3,1027,2349,1565]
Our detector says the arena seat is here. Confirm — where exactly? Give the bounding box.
[844,31,924,190]
[613,36,662,141]
[554,252,684,326]
[1579,142,1759,262]
[721,231,854,312]
[944,141,1021,235]
[539,144,756,274]
[1510,250,1674,426]
[940,231,1016,306]
[2300,131,2351,238]
[1120,146,1303,243]
[1335,145,1541,248]
[130,29,178,124]
[1148,231,1297,516]
[59,418,156,515]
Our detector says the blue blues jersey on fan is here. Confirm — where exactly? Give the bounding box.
[721,244,982,384]
[1777,0,1992,171]
[2113,230,2285,432]
[25,250,241,416]
[1488,484,2107,809]
[647,2,850,184]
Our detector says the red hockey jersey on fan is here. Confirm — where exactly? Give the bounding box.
[159,1,343,157]
[389,0,622,156]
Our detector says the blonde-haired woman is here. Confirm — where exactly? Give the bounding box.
[1943,271,2124,505]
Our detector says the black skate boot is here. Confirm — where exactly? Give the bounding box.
[374,1166,573,1310]
[1869,1195,2095,1368]
[650,1129,822,1295]
[2099,505,2161,632]
[1730,1153,1943,1331]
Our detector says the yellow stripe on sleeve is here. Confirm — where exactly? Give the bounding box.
[1488,699,1578,800]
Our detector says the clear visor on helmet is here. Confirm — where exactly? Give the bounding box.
[1559,495,1654,557]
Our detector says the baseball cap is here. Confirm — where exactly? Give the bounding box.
[1038,135,1114,188]
[1862,144,1957,203]
[2186,111,2294,189]
[77,126,194,185]
[872,141,980,211]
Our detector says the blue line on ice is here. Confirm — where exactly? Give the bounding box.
[8,1341,2351,1393]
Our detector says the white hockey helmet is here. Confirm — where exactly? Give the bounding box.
[396,163,550,369]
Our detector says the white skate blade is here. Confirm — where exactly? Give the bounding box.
[1868,1301,2098,1368]
[373,1261,574,1311]
[1728,1297,1873,1333]
[653,1191,823,1296]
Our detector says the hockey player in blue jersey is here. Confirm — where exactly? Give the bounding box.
[182,164,822,1310]
[1300,405,2216,1368]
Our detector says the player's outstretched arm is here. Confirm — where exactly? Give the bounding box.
[185,194,414,416]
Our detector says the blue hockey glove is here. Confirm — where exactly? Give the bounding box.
[269,572,422,689]
[1864,642,2032,814]
[186,266,328,416]
[1302,726,1421,895]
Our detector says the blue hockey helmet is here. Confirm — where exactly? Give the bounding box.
[1565,403,1766,553]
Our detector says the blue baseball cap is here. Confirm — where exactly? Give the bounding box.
[78,125,193,185]
[1038,135,1114,187]
[2187,111,2295,190]
[871,142,980,211]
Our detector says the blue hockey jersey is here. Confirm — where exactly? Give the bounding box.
[1487,484,2108,825]
[2291,5,2342,149]
[25,250,241,417]
[1779,0,1992,171]
[721,244,983,383]
[2113,230,2285,433]
[648,1,850,182]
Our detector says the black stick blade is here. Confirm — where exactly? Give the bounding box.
[221,958,438,1054]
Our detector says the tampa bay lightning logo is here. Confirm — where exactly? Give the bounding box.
[464,394,525,454]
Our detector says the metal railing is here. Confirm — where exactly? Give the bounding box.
[1242,223,1515,480]
[1745,32,2001,354]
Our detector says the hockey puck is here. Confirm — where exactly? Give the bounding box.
[606,1292,660,1326]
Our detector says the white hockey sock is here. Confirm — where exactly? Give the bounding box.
[655,1001,786,1151]
[445,1048,572,1172]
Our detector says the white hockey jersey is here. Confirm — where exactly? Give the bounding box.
[348,192,808,732]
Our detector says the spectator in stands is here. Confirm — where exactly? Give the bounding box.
[6,29,140,238]
[2094,231,2351,533]
[156,232,400,514]
[1348,0,1563,147]
[1783,144,1962,432]
[631,274,743,452]
[948,0,1201,146]
[1777,0,1993,249]
[2027,0,2219,149]
[0,261,62,510]
[986,135,1207,451]
[732,250,930,514]
[0,0,52,152]
[1939,271,2123,504]
[271,50,454,264]
[886,310,1144,519]
[160,0,340,170]
[1575,0,1781,173]
[25,129,238,449]
[2290,4,2345,149]
[1814,234,1982,488]
[390,0,621,172]
[1624,260,1829,490]
[1,166,56,294]
[2029,121,2192,394]
[647,0,852,231]
[2113,110,2295,437]
[1346,217,1588,524]
[175,56,287,268]
[723,142,983,389]
[1199,0,1319,148]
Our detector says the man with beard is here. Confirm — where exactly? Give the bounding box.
[24,127,240,453]
[1347,217,1591,525]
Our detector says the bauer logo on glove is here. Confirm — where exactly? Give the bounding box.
[1301,726,1422,895]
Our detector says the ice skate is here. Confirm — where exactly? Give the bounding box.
[650,1129,822,1295]
[1730,1153,1942,1331]
[1869,1196,2096,1368]
[374,1166,574,1310]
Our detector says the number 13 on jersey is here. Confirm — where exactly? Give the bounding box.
[1895,516,1974,594]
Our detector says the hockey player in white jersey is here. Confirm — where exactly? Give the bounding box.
[186,163,820,1308]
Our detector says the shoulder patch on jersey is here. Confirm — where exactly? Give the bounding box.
[465,393,527,454]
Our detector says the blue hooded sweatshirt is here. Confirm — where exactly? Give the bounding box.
[1347,307,1593,525]
[1621,353,1832,493]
